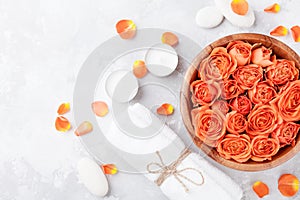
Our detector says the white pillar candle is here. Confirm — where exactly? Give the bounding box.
[105,70,139,103]
[145,43,178,77]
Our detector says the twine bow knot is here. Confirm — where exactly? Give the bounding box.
[147,149,205,193]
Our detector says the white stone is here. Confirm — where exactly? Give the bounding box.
[195,6,224,28]
[214,0,255,28]
[77,158,109,197]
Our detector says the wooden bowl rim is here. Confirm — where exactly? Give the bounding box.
[180,33,300,172]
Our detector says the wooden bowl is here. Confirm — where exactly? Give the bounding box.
[180,33,300,171]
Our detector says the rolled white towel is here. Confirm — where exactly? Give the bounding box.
[129,103,243,200]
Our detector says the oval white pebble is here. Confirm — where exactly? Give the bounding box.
[77,157,109,197]
[195,6,224,28]
[214,0,255,28]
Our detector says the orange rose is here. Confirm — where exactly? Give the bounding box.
[221,79,244,100]
[211,100,230,115]
[266,59,299,86]
[191,106,226,147]
[230,96,252,115]
[251,136,280,162]
[248,80,277,105]
[225,111,247,134]
[233,64,263,90]
[227,41,252,66]
[198,47,237,81]
[217,134,251,163]
[272,122,300,147]
[271,80,300,121]
[190,79,221,106]
[251,45,273,67]
[247,105,283,137]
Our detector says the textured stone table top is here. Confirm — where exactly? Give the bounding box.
[0,0,299,199]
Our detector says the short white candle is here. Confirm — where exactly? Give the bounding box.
[105,70,139,102]
[145,43,178,77]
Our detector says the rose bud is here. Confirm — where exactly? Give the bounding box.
[251,45,274,67]
[227,40,252,66]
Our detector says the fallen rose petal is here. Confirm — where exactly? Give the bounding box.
[231,0,249,16]
[291,25,300,42]
[75,121,93,136]
[161,32,179,47]
[264,3,280,13]
[101,164,118,175]
[278,174,299,197]
[57,102,70,115]
[116,19,136,39]
[92,101,109,117]
[252,181,269,198]
[132,60,148,78]
[270,26,288,36]
[157,103,174,116]
[55,116,71,132]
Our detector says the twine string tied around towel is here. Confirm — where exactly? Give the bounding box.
[147,148,205,193]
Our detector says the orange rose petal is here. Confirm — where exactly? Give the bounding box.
[116,19,136,40]
[57,102,70,115]
[92,101,109,117]
[231,0,249,16]
[278,174,299,197]
[55,116,71,132]
[75,121,93,136]
[132,60,148,78]
[264,3,281,13]
[101,164,118,175]
[252,181,269,198]
[157,103,174,116]
[270,26,288,36]
[291,26,300,42]
[161,32,179,47]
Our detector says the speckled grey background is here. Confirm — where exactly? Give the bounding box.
[0,0,299,199]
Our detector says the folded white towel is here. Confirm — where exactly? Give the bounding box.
[129,103,244,200]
